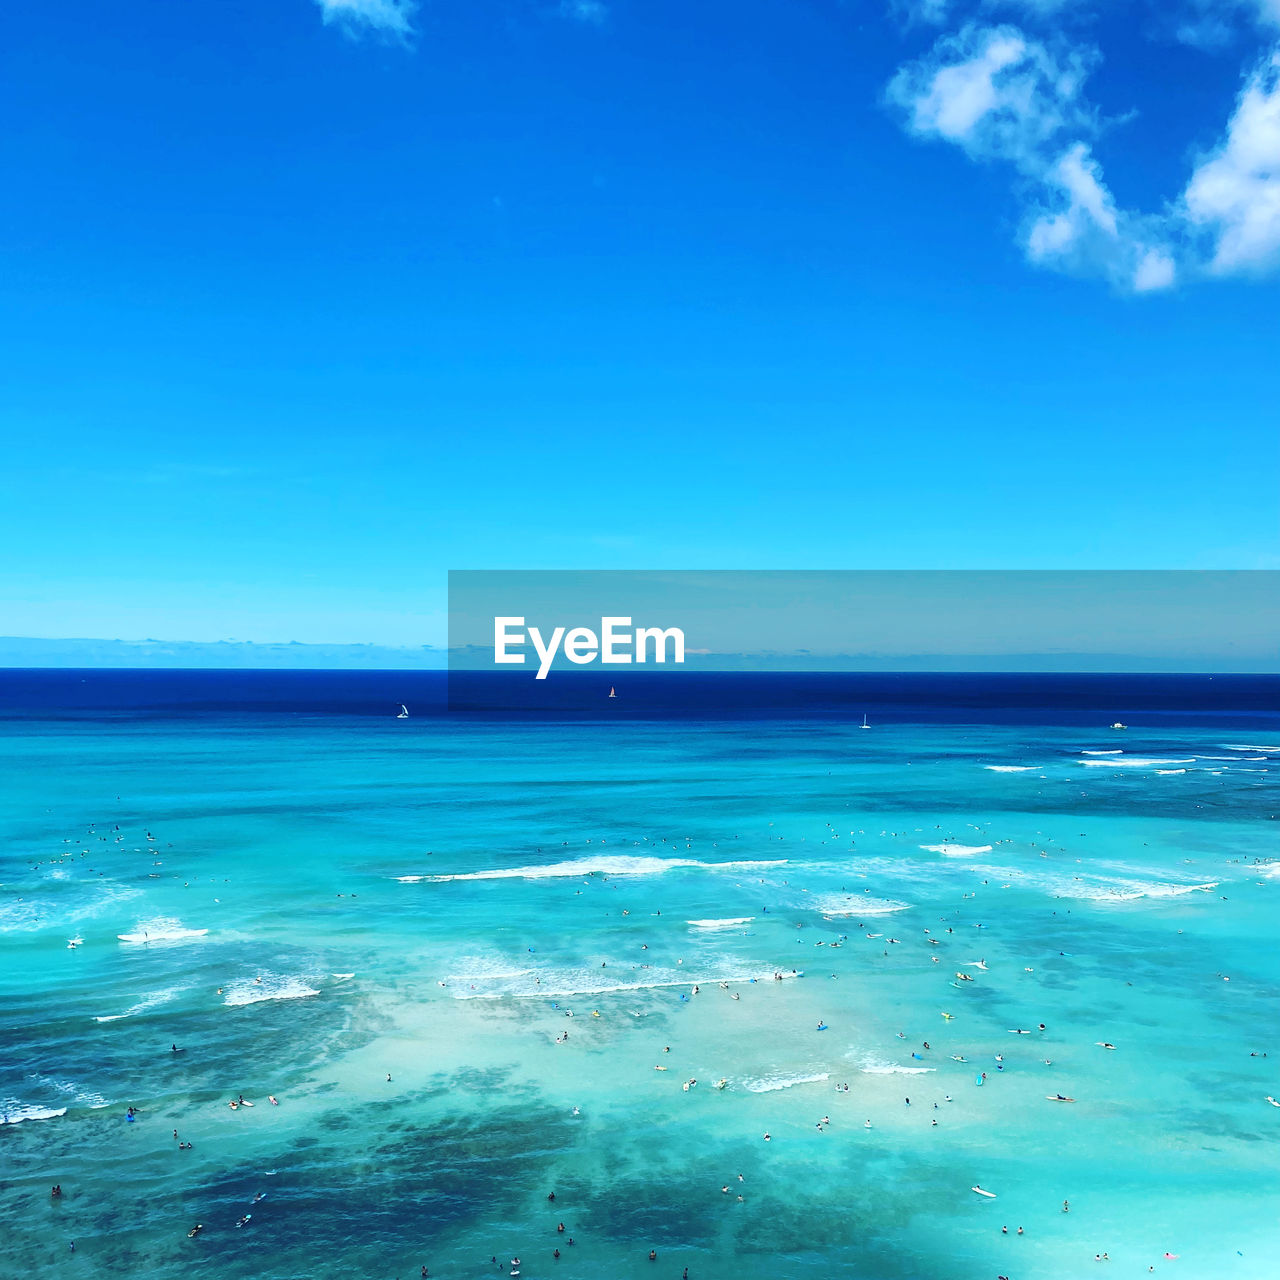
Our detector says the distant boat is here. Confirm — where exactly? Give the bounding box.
[396,705,409,719]
[608,687,616,699]
[1110,722,1126,730]
[860,713,871,729]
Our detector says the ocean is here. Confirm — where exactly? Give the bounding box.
[2,670,1278,1280]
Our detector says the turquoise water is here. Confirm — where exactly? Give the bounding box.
[3,681,1279,1279]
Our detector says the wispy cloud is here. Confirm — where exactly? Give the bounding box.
[560,0,608,23]
[315,0,417,43]
[887,24,1092,161]
[1173,0,1280,49]
[1182,45,1280,272]
[887,12,1280,290]
[887,23,1176,290]
[898,0,1094,27]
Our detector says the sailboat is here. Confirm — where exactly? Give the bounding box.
[396,705,409,719]
[608,687,616,699]
[860,713,871,729]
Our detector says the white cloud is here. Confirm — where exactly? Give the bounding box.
[1027,141,1117,254]
[899,0,1084,26]
[316,0,416,41]
[886,20,1280,289]
[886,24,1093,165]
[887,25,1186,290]
[897,0,953,23]
[1026,142,1178,289]
[1183,46,1280,272]
[1132,246,1178,290]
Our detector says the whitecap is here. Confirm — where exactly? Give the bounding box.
[920,843,993,857]
[1078,758,1196,769]
[0,882,141,936]
[117,917,208,944]
[687,918,755,929]
[813,894,911,917]
[223,975,320,1007]
[983,765,1039,773]
[856,1056,935,1075]
[446,963,798,1000]
[93,988,184,1023]
[0,1102,67,1125]
[1081,749,1124,755]
[741,1071,830,1093]
[36,1079,110,1110]
[402,855,789,883]
[1064,880,1218,903]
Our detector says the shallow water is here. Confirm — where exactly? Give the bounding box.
[2,673,1278,1279]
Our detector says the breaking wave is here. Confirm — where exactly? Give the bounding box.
[399,856,788,884]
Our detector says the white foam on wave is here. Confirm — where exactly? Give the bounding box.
[741,1070,830,1093]
[1063,880,1218,903]
[984,765,1039,773]
[920,843,993,858]
[813,894,911,917]
[117,917,208,944]
[687,918,756,929]
[446,960,797,1001]
[444,955,536,986]
[1222,745,1280,753]
[856,1055,935,1075]
[1200,755,1266,761]
[400,855,789,884]
[1078,757,1196,769]
[964,863,1221,906]
[1081,749,1124,755]
[1155,769,1187,775]
[223,974,320,1007]
[0,881,141,936]
[1253,864,1280,880]
[0,1102,67,1125]
[36,1078,110,1110]
[93,988,185,1023]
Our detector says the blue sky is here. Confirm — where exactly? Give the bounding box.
[1,0,1277,649]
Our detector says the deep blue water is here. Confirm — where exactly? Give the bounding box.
[2,668,1278,724]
